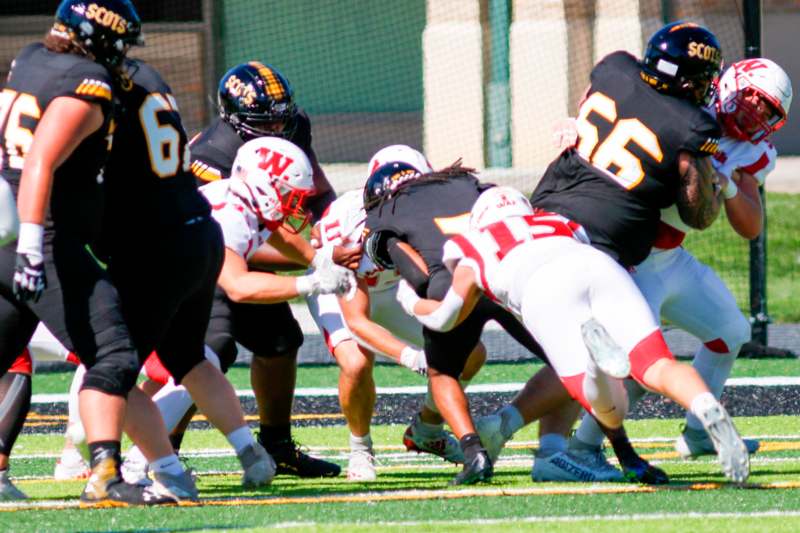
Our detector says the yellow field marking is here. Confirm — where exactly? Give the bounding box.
[4,480,800,513]
[25,413,345,424]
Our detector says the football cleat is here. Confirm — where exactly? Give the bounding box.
[694,401,750,483]
[403,417,464,464]
[346,448,377,482]
[620,457,669,485]
[0,470,27,501]
[152,469,198,501]
[261,437,341,478]
[238,442,277,488]
[581,318,630,379]
[450,450,493,486]
[533,440,624,483]
[54,448,91,481]
[80,457,176,507]
[676,425,760,459]
[120,453,150,485]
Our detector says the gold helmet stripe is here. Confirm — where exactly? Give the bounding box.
[249,61,286,101]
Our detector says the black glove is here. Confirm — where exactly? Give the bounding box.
[13,252,46,303]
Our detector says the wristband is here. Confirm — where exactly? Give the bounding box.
[16,222,44,257]
[721,176,739,200]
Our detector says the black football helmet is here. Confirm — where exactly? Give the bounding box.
[363,162,421,211]
[218,62,297,141]
[53,0,143,70]
[641,21,723,106]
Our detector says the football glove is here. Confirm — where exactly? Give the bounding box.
[400,346,427,376]
[297,264,355,297]
[13,223,46,303]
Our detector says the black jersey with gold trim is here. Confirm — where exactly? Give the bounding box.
[365,174,491,299]
[0,43,115,239]
[530,51,721,267]
[102,59,210,243]
[188,110,313,186]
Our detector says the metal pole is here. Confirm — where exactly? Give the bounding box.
[201,0,221,124]
[743,0,769,346]
[487,0,511,167]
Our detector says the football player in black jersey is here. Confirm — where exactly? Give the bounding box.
[519,21,726,481]
[186,62,351,477]
[0,0,178,505]
[363,161,559,485]
[97,58,278,497]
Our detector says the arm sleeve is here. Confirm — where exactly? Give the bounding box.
[387,237,429,295]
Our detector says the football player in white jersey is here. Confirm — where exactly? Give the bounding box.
[554,58,793,479]
[307,145,468,481]
[398,186,751,483]
[111,137,354,483]
[0,176,18,247]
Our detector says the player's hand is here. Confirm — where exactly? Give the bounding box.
[333,244,361,270]
[400,346,427,376]
[552,117,578,151]
[311,264,356,296]
[396,279,421,316]
[13,252,46,303]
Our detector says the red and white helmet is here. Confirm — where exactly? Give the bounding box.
[367,144,433,176]
[231,137,315,229]
[469,186,533,231]
[716,58,793,143]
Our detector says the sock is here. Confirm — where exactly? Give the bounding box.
[259,424,291,447]
[151,382,194,433]
[538,433,567,455]
[686,346,736,430]
[600,424,643,469]
[88,441,121,470]
[498,404,524,439]
[689,392,719,424]
[423,384,439,415]
[226,426,255,455]
[169,432,186,453]
[459,433,484,463]
[413,414,444,439]
[583,361,628,428]
[349,433,373,452]
[574,414,606,448]
[150,454,184,477]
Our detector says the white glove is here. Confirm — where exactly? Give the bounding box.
[297,264,355,297]
[311,246,335,269]
[400,346,427,376]
[395,279,421,316]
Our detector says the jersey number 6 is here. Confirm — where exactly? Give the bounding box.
[576,92,663,190]
[140,93,191,179]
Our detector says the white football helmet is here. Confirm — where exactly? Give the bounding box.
[367,144,433,176]
[469,186,533,231]
[231,137,315,229]
[716,58,793,143]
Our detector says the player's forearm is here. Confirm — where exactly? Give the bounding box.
[268,226,315,266]
[220,272,300,304]
[723,172,763,240]
[676,153,721,230]
[248,243,307,271]
[346,317,408,361]
[16,161,52,224]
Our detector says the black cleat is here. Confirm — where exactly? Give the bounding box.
[262,437,341,478]
[621,457,669,485]
[450,450,493,486]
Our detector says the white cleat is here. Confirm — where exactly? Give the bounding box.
[121,455,151,485]
[238,442,277,488]
[54,449,91,480]
[532,449,623,482]
[676,426,760,459]
[695,402,750,483]
[152,469,198,501]
[581,318,630,379]
[403,416,464,464]
[0,471,27,501]
[475,413,509,463]
[346,449,377,482]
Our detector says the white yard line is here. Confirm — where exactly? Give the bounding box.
[30,377,800,404]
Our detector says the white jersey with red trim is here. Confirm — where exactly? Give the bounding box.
[654,127,777,249]
[442,212,587,318]
[200,179,282,260]
[317,189,402,292]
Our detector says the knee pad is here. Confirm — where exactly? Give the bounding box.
[81,348,140,397]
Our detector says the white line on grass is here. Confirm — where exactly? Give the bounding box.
[30,376,800,404]
[270,510,800,529]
